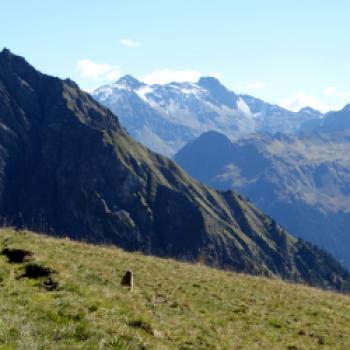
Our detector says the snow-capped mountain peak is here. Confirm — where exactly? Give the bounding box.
[92,76,324,156]
[116,74,144,90]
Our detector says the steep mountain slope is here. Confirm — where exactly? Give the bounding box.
[93,75,322,156]
[174,131,350,269]
[0,48,349,290]
[1,229,350,349]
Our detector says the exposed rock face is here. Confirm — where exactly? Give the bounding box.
[0,49,349,291]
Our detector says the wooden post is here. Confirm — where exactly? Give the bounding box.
[121,270,133,291]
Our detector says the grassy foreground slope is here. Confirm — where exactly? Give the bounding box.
[0,229,349,350]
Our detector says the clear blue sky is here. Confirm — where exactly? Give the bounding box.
[2,0,350,111]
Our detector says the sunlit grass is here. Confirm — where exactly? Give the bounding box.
[0,228,349,349]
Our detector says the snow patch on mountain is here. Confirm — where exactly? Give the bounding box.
[92,75,324,156]
[237,98,253,117]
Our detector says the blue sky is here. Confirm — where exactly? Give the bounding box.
[2,0,350,112]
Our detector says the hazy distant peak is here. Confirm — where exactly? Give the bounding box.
[198,76,227,91]
[342,103,350,112]
[299,106,322,115]
[116,74,143,89]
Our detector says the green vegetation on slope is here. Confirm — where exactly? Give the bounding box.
[0,229,349,350]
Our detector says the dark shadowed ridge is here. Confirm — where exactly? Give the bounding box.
[0,49,349,291]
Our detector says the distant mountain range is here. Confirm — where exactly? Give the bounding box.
[93,75,322,156]
[174,107,350,269]
[1,48,349,290]
[299,104,350,137]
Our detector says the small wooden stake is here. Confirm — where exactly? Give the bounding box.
[121,270,133,291]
